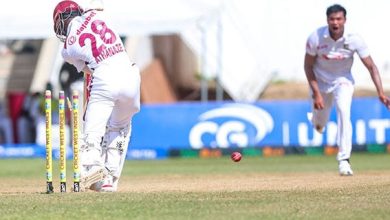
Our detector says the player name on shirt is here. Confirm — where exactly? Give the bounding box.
[95,43,124,64]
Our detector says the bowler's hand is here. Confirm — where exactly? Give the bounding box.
[313,93,325,110]
[379,94,390,110]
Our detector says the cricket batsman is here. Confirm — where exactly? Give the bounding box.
[53,0,141,192]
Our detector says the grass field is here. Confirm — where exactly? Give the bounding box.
[1,153,390,219]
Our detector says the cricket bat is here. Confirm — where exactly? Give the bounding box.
[83,71,92,115]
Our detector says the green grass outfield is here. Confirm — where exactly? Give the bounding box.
[0,153,390,220]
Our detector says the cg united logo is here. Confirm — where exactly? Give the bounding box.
[189,104,274,149]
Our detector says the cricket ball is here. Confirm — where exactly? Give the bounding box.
[231,152,242,162]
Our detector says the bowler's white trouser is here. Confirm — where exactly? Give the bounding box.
[311,82,354,161]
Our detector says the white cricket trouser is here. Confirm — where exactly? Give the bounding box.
[82,64,141,170]
[311,82,354,161]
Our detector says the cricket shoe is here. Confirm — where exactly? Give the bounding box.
[339,159,353,176]
[80,166,108,191]
[99,175,116,192]
[90,175,116,192]
[307,112,324,134]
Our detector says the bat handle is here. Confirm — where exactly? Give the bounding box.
[67,97,73,112]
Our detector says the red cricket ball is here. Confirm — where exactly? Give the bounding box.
[231,152,242,162]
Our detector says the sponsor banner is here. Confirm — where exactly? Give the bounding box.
[0,144,46,158]
[0,144,168,160]
[127,148,168,160]
[2,98,389,158]
[132,98,390,149]
[0,144,73,159]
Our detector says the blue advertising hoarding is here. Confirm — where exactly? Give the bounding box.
[131,97,390,149]
[1,97,389,159]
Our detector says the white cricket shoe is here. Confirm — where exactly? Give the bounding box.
[307,112,324,134]
[90,175,116,192]
[80,166,108,191]
[99,175,116,192]
[339,160,353,176]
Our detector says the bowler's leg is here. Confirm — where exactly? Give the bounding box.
[311,92,334,133]
[334,82,354,175]
[334,83,354,161]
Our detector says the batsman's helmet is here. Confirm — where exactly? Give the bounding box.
[53,0,83,42]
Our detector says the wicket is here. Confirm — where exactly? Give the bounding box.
[72,90,81,192]
[59,91,66,192]
[45,90,53,193]
[45,90,80,193]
